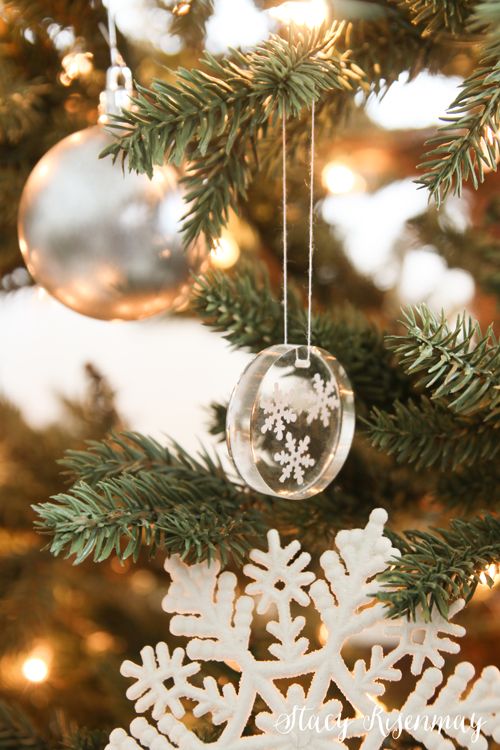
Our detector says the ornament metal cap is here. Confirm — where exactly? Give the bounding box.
[98,64,134,122]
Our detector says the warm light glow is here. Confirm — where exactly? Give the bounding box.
[22,656,49,683]
[173,1,192,16]
[479,563,498,587]
[481,127,500,171]
[210,234,240,270]
[269,0,328,29]
[60,51,93,86]
[318,623,328,645]
[322,161,366,195]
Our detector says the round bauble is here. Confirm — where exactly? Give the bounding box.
[18,125,204,321]
[226,344,355,500]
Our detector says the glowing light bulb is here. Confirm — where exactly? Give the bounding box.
[269,0,329,29]
[318,623,328,645]
[321,161,366,194]
[479,563,498,586]
[22,657,49,683]
[210,234,240,270]
[60,51,93,86]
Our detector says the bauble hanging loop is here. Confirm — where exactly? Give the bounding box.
[226,344,355,500]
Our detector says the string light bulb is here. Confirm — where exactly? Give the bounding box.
[322,161,367,195]
[210,233,240,270]
[60,51,93,86]
[479,563,498,587]
[22,656,49,683]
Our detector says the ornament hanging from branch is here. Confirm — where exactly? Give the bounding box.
[226,102,355,499]
[17,9,205,321]
[105,509,500,749]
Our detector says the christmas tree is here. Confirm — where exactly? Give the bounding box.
[0,1,499,747]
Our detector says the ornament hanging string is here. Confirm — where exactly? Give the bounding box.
[99,5,124,67]
[282,109,289,346]
[282,100,316,367]
[306,98,316,364]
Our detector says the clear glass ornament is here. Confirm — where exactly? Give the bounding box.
[18,125,205,321]
[226,344,355,500]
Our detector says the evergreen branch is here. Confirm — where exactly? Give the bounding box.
[388,304,500,423]
[377,514,500,620]
[0,702,47,750]
[0,63,49,145]
[208,401,228,441]
[169,0,214,47]
[192,267,410,410]
[418,2,500,203]
[438,461,500,510]
[59,729,108,750]
[191,266,284,348]
[396,0,476,36]
[104,23,364,245]
[367,397,500,470]
[0,701,107,750]
[60,431,185,485]
[35,435,266,565]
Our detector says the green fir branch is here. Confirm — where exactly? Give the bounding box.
[418,2,500,203]
[60,431,190,485]
[0,63,49,145]
[387,304,500,423]
[367,397,500,470]
[396,0,477,36]
[169,0,214,47]
[192,267,410,410]
[104,23,364,245]
[208,401,228,441]
[35,433,266,565]
[0,702,47,750]
[377,514,500,619]
[437,461,500,510]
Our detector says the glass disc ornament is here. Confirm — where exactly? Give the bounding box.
[226,344,355,500]
[18,125,204,321]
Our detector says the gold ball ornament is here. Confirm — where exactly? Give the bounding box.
[18,125,204,320]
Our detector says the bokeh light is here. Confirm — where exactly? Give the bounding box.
[322,161,366,195]
[22,656,49,683]
[269,0,329,28]
[210,234,241,269]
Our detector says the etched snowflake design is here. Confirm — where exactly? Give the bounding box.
[106,509,500,750]
[306,373,340,427]
[274,432,315,485]
[260,383,298,441]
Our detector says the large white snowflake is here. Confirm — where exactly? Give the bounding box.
[260,383,298,441]
[105,509,500,750]
[307,374,340,428]
[274,432,315,485]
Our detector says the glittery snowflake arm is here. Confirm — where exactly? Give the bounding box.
[108,509,500,750]
[244,529,315,661]
[310,508,400,634]
[162,555,253,661]
[400,663,500,750]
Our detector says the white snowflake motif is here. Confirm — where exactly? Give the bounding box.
[306,373,340,428]
[274,432,315,485]
[106,509,500,750]
[260,382,297,441]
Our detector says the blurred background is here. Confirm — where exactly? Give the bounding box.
[0,0,498,743]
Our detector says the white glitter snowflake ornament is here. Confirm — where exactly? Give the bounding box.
[106,509,500,750]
